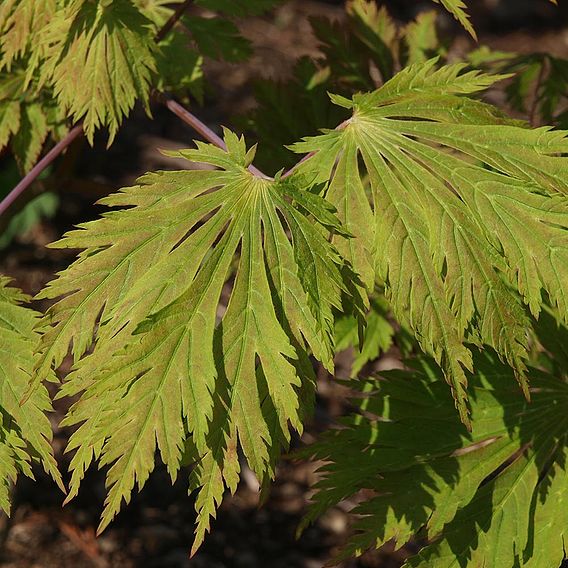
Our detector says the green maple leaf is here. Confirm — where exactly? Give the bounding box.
[0,0,56,71]
[291,59,568,425]
[300,347,568,567]
[38,0,156,144]
[335,296,394,377]
[0,277,62,515]
[38,130,349,550]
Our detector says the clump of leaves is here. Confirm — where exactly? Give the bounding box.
[0,0,275,150]
[301,346,568,567]
[34,61,568,547]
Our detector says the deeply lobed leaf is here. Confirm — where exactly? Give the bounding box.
[292,59,568,424]
[39,131,350,548]
[300,348,568,567]
[37,0,157,144]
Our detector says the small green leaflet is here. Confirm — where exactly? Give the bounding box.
[292,59,568,426]
[39,131,348,550]
[334,296,394,377]
[432,0,476,39]
[300,350,568,567]
[0,277,62,515]
[0,69,68,172]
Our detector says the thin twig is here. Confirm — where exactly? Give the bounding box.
[529,58,547,127]
[154,0,194,43]
[165,97,227,149]
[280,117,352,179]
[280,151,317,180]
[164,97,272,179]
[0,125,83,217]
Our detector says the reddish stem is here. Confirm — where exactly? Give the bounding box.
[0,125,84,217]
[280,117,352,179]
[280,151,317,180]
[154,0,194,43]
[164,97,272,180]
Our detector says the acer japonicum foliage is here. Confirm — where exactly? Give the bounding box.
[0,0,567,566]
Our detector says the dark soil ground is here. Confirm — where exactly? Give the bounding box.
[0,1,567,566]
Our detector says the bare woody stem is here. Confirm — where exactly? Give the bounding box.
[528,58,547,127]
[163,97,272,179]
[154,0,194,43]
[0,125,84,218]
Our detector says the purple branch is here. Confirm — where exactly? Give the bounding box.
[280,151,317,180]
[280,118,351,180]
[164,97,272,180]
[155,0,194,43]
[0,125,84,217]
[165,97,227,149]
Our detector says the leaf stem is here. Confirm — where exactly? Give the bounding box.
[0,124,84,217]
[164,97,272,180]
[280,117,352,179]
[280,151,317,180]
[154,0,194,43]
[529,58,547,127]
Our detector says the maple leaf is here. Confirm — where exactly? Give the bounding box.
[301,346,568,567]
[292,59,568,425]
[38,0,156,144]
[38,130,350,549]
